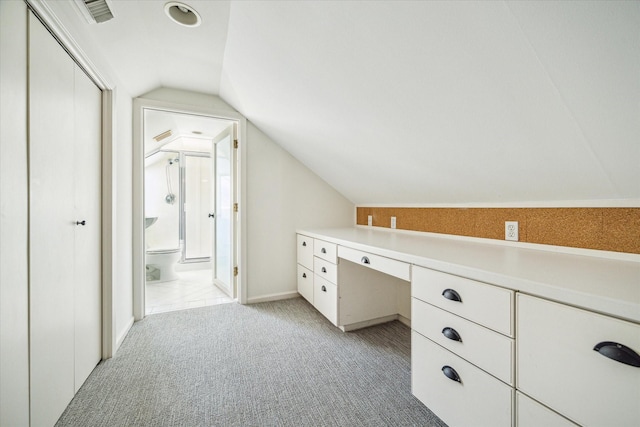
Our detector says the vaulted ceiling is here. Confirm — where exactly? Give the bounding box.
[44,0,640,205]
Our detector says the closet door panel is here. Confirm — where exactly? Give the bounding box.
[73,66,102,392]
[28,12,76,426]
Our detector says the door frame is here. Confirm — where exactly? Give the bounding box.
[132,98,247,320]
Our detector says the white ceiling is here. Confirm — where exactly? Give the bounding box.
[46,0,640,205]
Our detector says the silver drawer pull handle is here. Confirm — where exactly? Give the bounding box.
[321,267,327,273]
[321,248,327,254]
[361,256,370,264]
[442,365,461,383]
[593,341,640,367]
[302,241,307,247]
[302,273,306,278]
[321,285,327,292]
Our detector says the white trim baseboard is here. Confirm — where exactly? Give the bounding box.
[247,291,301,304]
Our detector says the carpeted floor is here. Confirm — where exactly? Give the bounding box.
[56,297,447,427]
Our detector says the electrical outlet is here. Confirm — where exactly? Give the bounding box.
[505,221,519,241]
[367,215,373,226]
[391,216,397,229]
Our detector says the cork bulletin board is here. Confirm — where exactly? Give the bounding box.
[356,207,640,254]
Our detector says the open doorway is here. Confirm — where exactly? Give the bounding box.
[133,99,246,319]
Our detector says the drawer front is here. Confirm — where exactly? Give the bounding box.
[338,246,410,281]
[297,264,313,304]
[516,392,578,427]
[412,331,513,427]
[314,257,337,285]
[313,239,337,263]
[297,234,314,269]
[517,294,640,427]
[412,266,514,336]
[412,298,514,385]
[314,275,337,325]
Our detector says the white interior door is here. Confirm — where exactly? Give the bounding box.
[214,127,234,295]
[29,12,76,426]
[73,65,102,392]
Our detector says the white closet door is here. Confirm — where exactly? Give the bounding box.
[28,12,76,426]
[73,65,102,392]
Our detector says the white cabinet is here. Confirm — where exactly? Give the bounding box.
[412,331,514,427]
[296,234,314,304]
[517,294,640,427]
[516,392,578,427]
[412,266,514,337]
[412,265,515,427]
[296,233,410,330]
[28,12,102,427]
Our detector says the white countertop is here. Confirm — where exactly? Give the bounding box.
[298,227,640,324]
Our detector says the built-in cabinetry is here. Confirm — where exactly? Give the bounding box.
[411,266,514,427]
[517,294,640,427]
[296,228,640,427]
[296,234,410,331]
[28,11,103,427]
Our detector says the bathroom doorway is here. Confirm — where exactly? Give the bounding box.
[133,101,245,318]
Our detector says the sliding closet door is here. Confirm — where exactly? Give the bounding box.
[29,11,102,425]
[73,65,102,392]
[29,12,76,426]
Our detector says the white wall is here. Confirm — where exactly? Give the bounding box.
[140,88,355,302]
[245,123,354,301]
[0,2,30,425]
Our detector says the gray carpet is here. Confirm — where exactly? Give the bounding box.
[56,297,447,427]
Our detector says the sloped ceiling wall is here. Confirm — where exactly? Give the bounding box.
[220,1,639,205]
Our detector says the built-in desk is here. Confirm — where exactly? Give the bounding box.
[296,226,640,427]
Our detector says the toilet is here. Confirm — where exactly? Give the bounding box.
[146,248,181,282]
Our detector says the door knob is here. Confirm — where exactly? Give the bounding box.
[208,213,215,218]
[76,220,86,226]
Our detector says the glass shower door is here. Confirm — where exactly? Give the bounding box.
[184,154,212,261]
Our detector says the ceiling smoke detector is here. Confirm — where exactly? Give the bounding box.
[164,2,202,28]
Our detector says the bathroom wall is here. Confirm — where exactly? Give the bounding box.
[145,151,181,251]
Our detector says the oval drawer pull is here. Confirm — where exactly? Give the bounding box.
[321,248,327,254]
[593,341,640,367]
[442,365,461,383]
[442,288,462,302]
[321,267,327,273]
[442,327,462,342]
[302,241,307,247]
[302,273,307,278]
[361,256,370,264]
[321,285,327,292]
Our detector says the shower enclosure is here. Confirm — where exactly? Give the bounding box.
[145,150,213,265]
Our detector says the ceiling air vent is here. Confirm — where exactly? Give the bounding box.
[74,0,115,24]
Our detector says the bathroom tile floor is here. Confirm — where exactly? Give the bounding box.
[145,269,234,315]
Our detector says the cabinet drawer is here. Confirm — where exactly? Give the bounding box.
[412,298,514,385]
[296,234,314,270]
[313,239,337,263]
[314,275,337,325]
[297,264,313,304]
[338,246,410,281]
[516,392,578,427]
[314,257,337,285]
[412,266,514,336]
[412,331,513,427]
[517,294,640,427]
